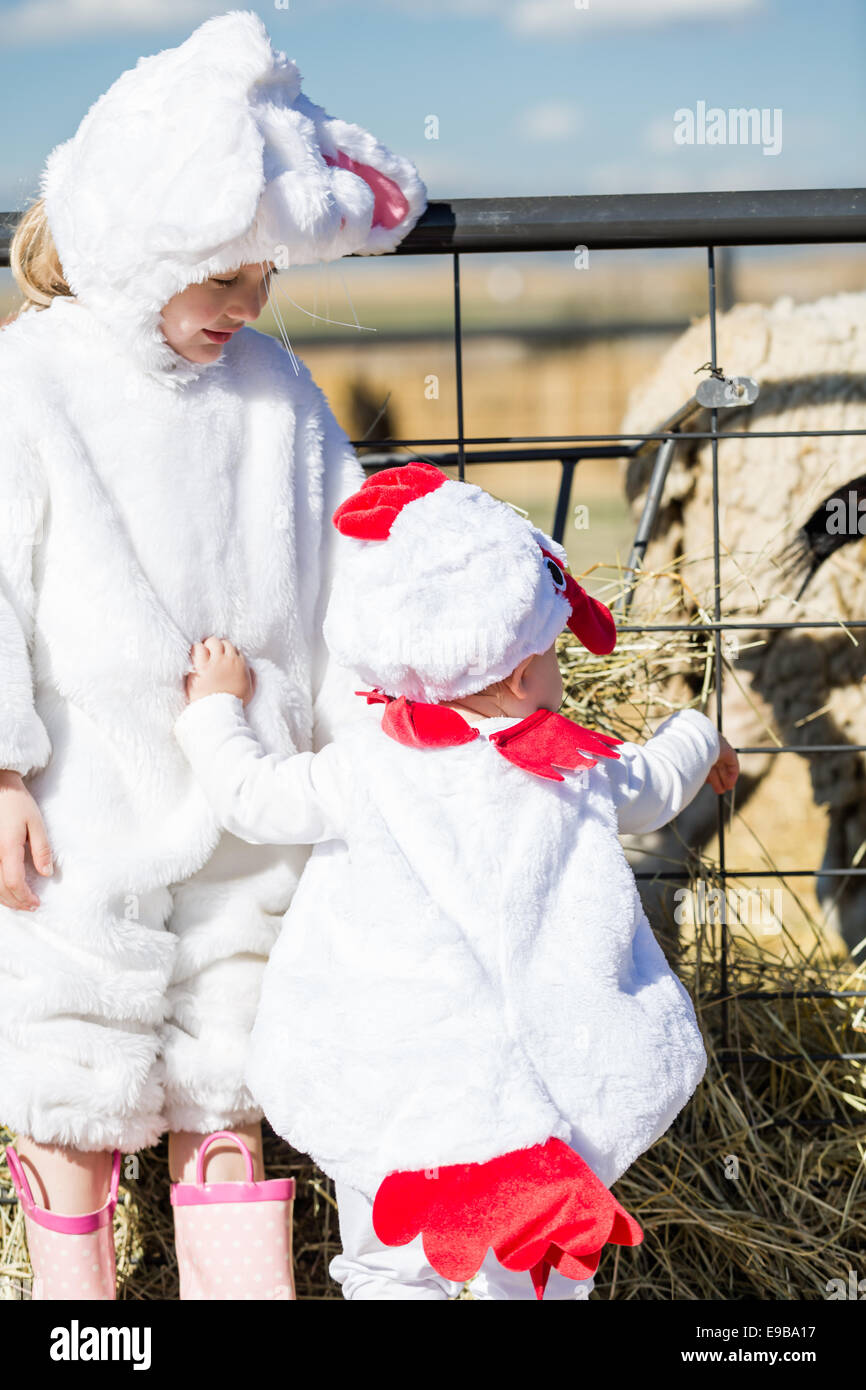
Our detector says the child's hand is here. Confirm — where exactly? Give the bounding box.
[0,770,54,911]
[705,734,739,794]
[185,638,256,706]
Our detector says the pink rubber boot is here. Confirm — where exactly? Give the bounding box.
[4,1144,121,1301]
[171,1130,296,1301]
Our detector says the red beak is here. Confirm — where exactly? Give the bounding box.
[563,571,617,654]
[539,549,617,655]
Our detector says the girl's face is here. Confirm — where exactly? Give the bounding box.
[159,262,278,363]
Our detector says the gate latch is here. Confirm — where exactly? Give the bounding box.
[694,362,759,408]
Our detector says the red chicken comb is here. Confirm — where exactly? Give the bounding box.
[332,461,448,540]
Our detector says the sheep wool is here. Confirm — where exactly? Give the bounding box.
[619,290,866,951]
[0,10,426,1151]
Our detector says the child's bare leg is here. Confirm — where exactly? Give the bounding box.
[168,1121,264,1183]
[10,1134,114,1213]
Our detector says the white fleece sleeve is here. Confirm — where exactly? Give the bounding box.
[307,412,370,754]
[173,692,348,845]
[605,708,721,836]
[0,430,52,778]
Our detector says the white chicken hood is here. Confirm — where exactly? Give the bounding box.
[39,9,427,384]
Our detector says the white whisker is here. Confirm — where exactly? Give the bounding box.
[262,261,301,374]
[274,284,377,333]
[334,260,362,332]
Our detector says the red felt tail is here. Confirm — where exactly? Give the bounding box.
[373,1137,644,1291]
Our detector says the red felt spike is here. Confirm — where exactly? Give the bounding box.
[530,1257,551,1301]
[355,688,391,705]
[488,709,623,781]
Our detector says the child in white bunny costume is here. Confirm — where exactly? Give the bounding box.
[174,460,740,1301]
[0,11,425,1299]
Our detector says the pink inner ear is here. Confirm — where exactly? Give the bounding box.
[323,149,410,230]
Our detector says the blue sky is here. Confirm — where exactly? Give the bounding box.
[0,0,863,211]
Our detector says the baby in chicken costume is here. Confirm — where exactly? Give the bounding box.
[174,461,739,1301]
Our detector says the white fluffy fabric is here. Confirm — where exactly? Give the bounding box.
[0,8,425,1150]
[40,9,427,385]
[174,692,719,1199]
[0,296,381,1150]
[323,481,574,703]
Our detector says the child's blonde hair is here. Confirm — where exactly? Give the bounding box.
[8,199,71,318]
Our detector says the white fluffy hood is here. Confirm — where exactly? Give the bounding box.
[40,9,427,384]
[323,462,617,703]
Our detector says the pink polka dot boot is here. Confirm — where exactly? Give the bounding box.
[170,1130,296,1301]
[4,1143,121,1301]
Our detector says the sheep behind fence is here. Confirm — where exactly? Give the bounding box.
[617,289,866,956]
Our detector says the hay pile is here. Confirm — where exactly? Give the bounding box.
[591,915,866,1300]
[1,573,864,1300]
[559,572,866,1299]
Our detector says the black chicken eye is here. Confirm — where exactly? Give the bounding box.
[545,558,566,589]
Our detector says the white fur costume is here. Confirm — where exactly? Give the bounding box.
[175,691,716,1199]
[173,463,717,1297]
[173,463,717,1296]
[0,11,425,1151]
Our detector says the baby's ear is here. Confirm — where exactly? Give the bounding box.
[507,652,538,694]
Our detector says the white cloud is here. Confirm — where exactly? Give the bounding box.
[510,0,763,36]
[521,101,583,142]
[378,0,762,24]
[645,115,680,155]
[3,0,223,44]
[644,109,841,162]
[583,156,799,196]
[2,0,766,44]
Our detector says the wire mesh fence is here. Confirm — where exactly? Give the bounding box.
[339,188,866,1072]
[1,191,865,1297]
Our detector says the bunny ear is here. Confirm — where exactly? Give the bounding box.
[292,93,426,254]
[333,461,448,539]
[323,150,410,230]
